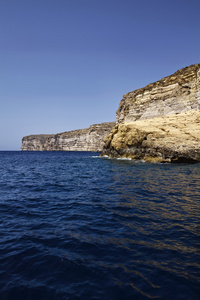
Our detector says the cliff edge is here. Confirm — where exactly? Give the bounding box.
[117,63,200,123]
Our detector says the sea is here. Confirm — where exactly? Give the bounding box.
[0,151,199,300]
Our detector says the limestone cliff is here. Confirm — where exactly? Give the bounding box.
[101,111,200,163]
[21,122,115,151]
[117,64,200,123]
[101,63,200,163]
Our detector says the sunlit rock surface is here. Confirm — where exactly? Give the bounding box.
[101,110,200,163]
[102,64,200,163]
[116,64,200,123]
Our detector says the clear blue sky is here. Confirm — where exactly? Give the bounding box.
[0,0,200,150]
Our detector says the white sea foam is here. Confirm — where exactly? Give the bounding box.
[101,155,114,160]
[100,155,147,163]
[116,157,132,160]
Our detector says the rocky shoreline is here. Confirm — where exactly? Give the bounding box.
[21,63,200,162]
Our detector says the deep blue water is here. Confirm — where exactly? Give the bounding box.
[0,151,200,300]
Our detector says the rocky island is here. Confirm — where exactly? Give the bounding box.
[101,63,200,163]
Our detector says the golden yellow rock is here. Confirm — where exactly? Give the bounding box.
[101,111,200,163]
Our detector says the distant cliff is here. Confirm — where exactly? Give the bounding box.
[21,122,115,151]
[101,64,200,163]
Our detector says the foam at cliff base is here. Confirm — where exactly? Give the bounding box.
[101,155,147,162]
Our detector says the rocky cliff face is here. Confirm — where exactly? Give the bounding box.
[21,122,115,151]
[22,63,200,161]
[102,63,200,163]
[101,111,200,163]
[116,64,200,123]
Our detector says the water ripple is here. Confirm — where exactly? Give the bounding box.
[0,152,199,299]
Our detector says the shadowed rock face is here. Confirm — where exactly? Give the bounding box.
[21,122,115,151]
[116,64,200,123]
[102,64,200,163]
[101,111,200,163]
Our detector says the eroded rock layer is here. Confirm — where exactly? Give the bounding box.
[101,111,200,163]
[21,122,115,151]
[117,64,200,123]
